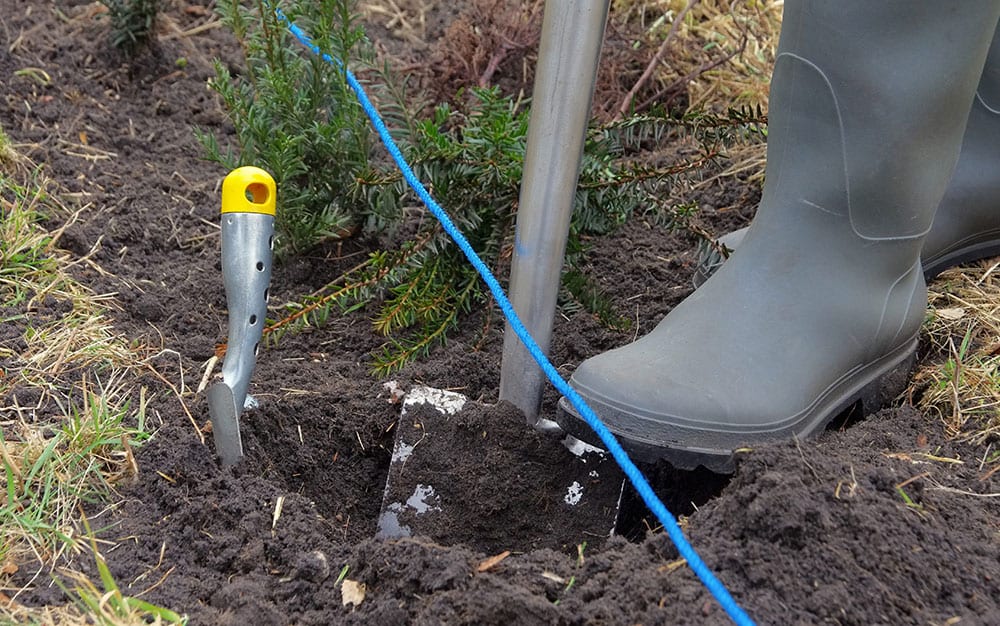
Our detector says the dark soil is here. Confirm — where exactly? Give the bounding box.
[3,1,999,625]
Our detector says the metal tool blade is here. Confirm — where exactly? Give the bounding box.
[377,386,624,546]
[208,382,244,467]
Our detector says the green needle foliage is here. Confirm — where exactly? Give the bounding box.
[363,90,527,372]
[100,0,160,56]
[201,0,767,373]
[199,0,376,254]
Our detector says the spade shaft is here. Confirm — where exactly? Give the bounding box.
[499,0,610,424]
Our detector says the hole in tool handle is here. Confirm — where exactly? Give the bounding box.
[245,182,270,204]
[221,166,277,216]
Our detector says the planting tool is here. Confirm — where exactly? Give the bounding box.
[207,166,276,467]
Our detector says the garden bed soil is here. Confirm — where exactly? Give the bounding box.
[3,1,999,624]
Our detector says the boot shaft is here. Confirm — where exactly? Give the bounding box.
[761,1,1000,248]
[982,24,1000,110]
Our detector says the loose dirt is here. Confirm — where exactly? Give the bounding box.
[2,1,998,624]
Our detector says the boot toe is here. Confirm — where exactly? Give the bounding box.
[562,346,775,463]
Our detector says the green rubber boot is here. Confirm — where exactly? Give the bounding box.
[556,1,1000,472]
[693,24,1000,288]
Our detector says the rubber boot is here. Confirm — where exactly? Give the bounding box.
[556,1,1000,472]
[693,24,1000,288]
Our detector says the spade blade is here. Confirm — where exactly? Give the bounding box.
[207,383,244,467]
[376,386,624,550]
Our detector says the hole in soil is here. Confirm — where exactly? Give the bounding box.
[826,399,867,432]
[615,462,732,542]
[239,402,397,546]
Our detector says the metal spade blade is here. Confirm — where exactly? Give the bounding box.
[376,386,625,549]
[207,383,244,468]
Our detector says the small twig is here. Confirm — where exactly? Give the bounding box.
[120,433,138,480]
[197,355,219,394]
[980,463,1000,482]
[479,42,519,87]
[634,0,751,114]
[272,495,285,531]
[617,0,700,119]
[927,478,1000,498]
[141,358,203,445]
[794,436,820,480]
[577,151,719,190]
[0,439,23,483]
[834,465,859,500]
[895,471,932,491]
[160,20,221,40]
[133,565,176,598]
[635,46,742,113]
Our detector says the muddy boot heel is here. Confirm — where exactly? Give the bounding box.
[846,350,916,426]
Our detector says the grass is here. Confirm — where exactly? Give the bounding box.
[50,519,187,626]
[0,126,19,169]
[911,261,1000,472]
[0,159,166,621]
[5,534,187,625]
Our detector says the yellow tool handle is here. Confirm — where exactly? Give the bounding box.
[221,166,277,215]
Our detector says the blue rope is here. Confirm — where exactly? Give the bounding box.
[273,8,755,625]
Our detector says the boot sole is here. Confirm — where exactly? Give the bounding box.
[922,235,1000,280]
[556,336,917,474]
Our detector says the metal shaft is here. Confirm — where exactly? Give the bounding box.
[499,0,610,424]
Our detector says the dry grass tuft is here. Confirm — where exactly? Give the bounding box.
[1,160,154,617]
[604,1,779,197]
[911,261,1000,457]
[360,0,782,126]
[0,126,22,171]
[0,601,93,626]
[611,0,782,115]
[359,0,434,44]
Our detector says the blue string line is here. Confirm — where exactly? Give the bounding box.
[272,7,755,625]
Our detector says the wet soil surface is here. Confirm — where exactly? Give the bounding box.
[3,1,999,624]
